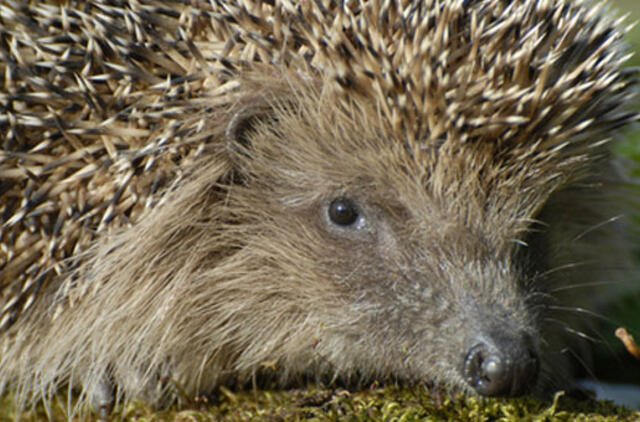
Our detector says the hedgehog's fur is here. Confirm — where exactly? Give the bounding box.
[0,0,638,415]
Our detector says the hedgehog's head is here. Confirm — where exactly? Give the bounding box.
[219,77,560,396]
[215,0,637,396]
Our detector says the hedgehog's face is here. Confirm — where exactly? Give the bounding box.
[225,90,566,398]
[307,184,543,398]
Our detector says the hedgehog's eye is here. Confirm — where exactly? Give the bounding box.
[328,198,359,226]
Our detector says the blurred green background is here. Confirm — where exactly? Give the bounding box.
[615,0,640,53]
[615,0,640,171]
[595,0,640,384]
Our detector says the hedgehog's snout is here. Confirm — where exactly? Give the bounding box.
[462,331,539,397]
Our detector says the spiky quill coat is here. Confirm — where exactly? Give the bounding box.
[0,0,638,414]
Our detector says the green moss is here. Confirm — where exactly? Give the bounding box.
[2,387,638,422]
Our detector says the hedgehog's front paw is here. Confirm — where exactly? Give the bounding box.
[87,375,114,420]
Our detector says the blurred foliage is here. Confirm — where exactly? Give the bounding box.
[600,0,640,382]
[614,0,640,172]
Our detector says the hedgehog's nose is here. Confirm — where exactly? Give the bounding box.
[462,332,539,397]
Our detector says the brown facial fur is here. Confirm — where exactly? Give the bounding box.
[0,0,638,413]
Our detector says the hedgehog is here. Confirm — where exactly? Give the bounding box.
[0,0,638,416]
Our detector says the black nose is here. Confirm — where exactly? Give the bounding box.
[462,332,539,397]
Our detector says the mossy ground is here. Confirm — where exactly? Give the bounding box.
[1,386,639,422]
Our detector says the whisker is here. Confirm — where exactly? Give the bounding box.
[529,261,591,283]
[559,347,598,380]
[525,289,559,302]
[549,279,633,293]
[544,317,605,345]
[572,215,624,242]
[564,326,604,344]
[545,305,615,325]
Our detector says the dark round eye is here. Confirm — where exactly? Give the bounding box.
[328,198,359,226]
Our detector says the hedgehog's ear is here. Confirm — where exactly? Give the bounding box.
[225,106,274,160]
